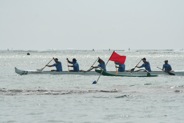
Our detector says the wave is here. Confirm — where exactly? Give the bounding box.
[0,88,119,96]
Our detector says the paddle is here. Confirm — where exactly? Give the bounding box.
[115,64,118,74]
[81,58,99,72]
[157,67,175,75]
[66,58,70,72]
[92,69,103,84]
[37,58,54,72]
[92,59,109,84]
[114,62,119,74]
[130,59,142,72]
[132,68,151,76]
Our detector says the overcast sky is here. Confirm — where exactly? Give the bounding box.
[0,0,184,50]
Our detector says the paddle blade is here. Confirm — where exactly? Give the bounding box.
[37,68,44,72]
[92,81,97,84]
[130,68,135,72]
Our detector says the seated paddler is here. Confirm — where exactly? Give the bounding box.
[162,60,172,72]
[46,58,62,72]
[67,58,80,72]
[136,57,151,72]
[115,62,125,72]
[87,57,106,72]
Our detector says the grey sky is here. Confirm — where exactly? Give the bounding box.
[0,0,184,50]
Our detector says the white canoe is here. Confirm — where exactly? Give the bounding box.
[15,67,98,75]
[15,67,184,76]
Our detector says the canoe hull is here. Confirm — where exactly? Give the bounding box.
[95,69,158,77]
[15,67,184,76]
[94,70,184,76]
[15,67,98,76]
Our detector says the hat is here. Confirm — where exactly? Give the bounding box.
[142,58,146,60]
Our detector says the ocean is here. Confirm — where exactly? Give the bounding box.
[0,49,184,123]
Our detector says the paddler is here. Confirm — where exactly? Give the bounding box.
[66,58,79,72]
[115,62,125,72]
[87,57,106,72]
[136,58,151,72]
[46,58,62,72]
[162,60,172,72]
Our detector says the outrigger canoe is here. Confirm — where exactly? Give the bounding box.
[15,67,184,76]
[15,67,156,77]
[95,69,158,77]
[15,67,98,75]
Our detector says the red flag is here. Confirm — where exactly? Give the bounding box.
[109,51,126,64]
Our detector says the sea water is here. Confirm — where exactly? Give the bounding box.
[0,50,184,123]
